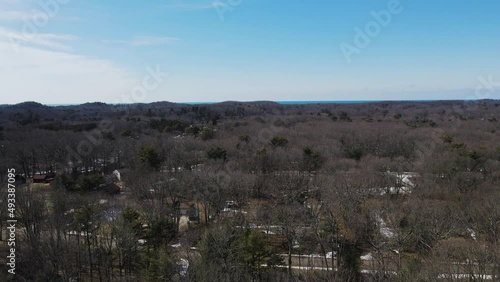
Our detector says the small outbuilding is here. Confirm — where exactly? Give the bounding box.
[32,172,55,183]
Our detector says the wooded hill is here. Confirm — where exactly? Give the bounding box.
[0,99,499,281]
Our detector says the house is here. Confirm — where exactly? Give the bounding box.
[103,182,121,194]
[183,203,199,222]
[222,200,239,212]
[165,199,200,222]
[32,175,48,183]
[32,172,55,183]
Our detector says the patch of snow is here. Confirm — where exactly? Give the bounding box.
[375,213,395,239]
[178,258,189,276]
[67,231,99,237]
[467,228,477,241]
[361,253,373,260]
[326,251,337,258]
[261,230,275,235]
[437,274,493,280]
[113,170,121,181]
[64,209,75,215]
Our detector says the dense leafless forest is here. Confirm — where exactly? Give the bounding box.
[0,100,499,281]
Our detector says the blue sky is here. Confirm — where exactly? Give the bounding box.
[1,0,499,104]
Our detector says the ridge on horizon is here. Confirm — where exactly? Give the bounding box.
[2,99,496,108]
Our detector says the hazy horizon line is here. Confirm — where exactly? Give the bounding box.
[3,98,498,107]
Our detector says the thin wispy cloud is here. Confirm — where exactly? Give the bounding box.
[0,26,77,51]
[163,0,214,11]
[102,36,180,46]
[0,10,45,21]
[0,10,83,22]
[0,40,135,104]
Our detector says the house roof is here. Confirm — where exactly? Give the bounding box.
[33,175,48,180]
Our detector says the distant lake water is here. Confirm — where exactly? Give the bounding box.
[277,100,383,105]
[185,100,438,105]
[146,100,441,105]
